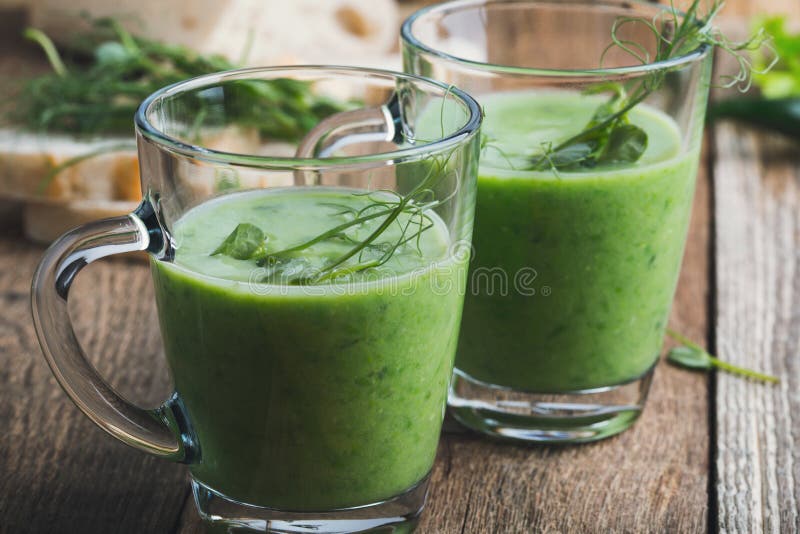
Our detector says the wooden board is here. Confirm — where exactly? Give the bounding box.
[0,230,190,533]
[711,2,800,532]
[712,126,800,534]
[7,0,800,532]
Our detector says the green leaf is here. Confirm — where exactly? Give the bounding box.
[528,84,644,171]
[667,346,712,370]
[665,329,780,384]
[530,118,646,170]
[533,141,596,169]
[211,223,266,260]
[598,124,648,164]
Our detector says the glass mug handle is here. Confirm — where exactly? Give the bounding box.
[294,92,403,183]
[30,200,190,462]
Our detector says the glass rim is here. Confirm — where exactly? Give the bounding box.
[134,65,482,171]
[401,0,712,78]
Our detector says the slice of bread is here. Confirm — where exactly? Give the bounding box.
[0,129,139,202]
[0,129,139,242]
[0,127,300,242]
[27,0,399,66]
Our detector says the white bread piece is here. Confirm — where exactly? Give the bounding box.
[0,129,140,201]
[27,0,399,66]
[0,127,297,242]
[0,126,302,203]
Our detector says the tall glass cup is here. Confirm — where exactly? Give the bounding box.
[31,67,481,532]
[402,0,712,442]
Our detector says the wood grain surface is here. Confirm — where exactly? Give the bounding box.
[0,0,797,532]
[0,229,189,533]
[711,2,800,533]
[712,126,800,534]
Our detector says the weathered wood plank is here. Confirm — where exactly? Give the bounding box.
[712,125,800,534]
[0,228,189,533]
[712,2,800,532]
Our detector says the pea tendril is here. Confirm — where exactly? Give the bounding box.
[524,0,777,172]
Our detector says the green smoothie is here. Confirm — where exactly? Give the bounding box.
[457,92,699,392]
[152,188,466,510]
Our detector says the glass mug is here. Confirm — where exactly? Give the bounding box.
[31,67,481,533]
[402,0,712,442]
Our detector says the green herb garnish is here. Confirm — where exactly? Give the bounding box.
[527,0,776,172]
[211,151,456,285]
[14,18,348,140]
[529,84,649,171]
[211,223,267,260]
[666,329,779,384]
[13,18,352,191]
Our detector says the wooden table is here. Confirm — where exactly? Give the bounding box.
[2,1,799,532]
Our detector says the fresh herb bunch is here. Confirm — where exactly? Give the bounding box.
[752,16,800,99]
[14,18,347,141]
[211,151,457,285]
[666,329,779,383]
[706,16,798,139]
[527,0,776,172]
